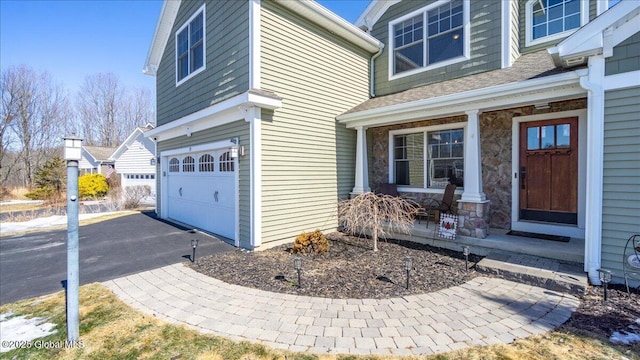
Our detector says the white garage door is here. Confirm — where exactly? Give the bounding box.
[166,150,236,240]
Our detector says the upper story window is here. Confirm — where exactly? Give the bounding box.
[526,0,587,47]
[389,0,468,79]
[391,125,465,190]
[176,4,206,85]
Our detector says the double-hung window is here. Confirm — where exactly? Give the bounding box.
[525,0,587,46]
[390,0,468,78]
[392,127,465,190]
[176,5,206,85]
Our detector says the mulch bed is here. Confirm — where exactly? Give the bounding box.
[189,232,640,354]
[190,233,481,299]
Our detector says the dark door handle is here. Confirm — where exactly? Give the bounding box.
[179,187,182,196]
[520,167,526,190]
[214,190,219,202]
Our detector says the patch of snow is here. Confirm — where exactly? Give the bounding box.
[0,200,44,206]
[0,212,119,233]
[0,312,57,353]
[610,318,640,345]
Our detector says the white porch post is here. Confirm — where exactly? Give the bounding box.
[352,126,370,194]
[461,109,486,202]
[581,55,605,285]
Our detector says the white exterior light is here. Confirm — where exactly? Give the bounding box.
[63,136,83,161]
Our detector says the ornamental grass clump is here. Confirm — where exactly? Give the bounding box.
[338,192,418,252]
[292,229,329,255]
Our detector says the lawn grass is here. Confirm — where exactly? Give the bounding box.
[1,284,636,360]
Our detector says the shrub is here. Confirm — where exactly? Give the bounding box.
[292,230,330,255]
[123,185,152,209]
[24,156,66,203]
[78,173,109,199]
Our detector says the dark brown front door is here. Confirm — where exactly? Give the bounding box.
[519,117,578,224]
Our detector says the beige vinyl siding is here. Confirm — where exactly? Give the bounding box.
[156,0,250,126]
[156,120,251,247]
[259,0,369,246]
[371,0,502,96]
[605,32,640,76]
[510,0,521,65]
[601,86,640,284]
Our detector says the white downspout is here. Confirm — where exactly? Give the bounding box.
[370,44,384,97]
[580,55,605,285]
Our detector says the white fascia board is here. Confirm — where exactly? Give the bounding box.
[274,0,382,53]
[355,0,401,30]
[143,0,181,76]
[554,1,640,59]
[145,90,282,142]
[110,128,143,161]
[338,72,584,128]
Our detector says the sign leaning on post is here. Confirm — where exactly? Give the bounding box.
[63,135,83,342]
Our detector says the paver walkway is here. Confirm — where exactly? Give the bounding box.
[104,263,580,356]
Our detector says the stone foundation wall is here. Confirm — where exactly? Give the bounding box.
[457,201,490,238]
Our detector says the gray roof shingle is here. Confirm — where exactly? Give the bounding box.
[343,50,579,116]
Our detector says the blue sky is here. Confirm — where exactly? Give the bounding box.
[0,0,370,96]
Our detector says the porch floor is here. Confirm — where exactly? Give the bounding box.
[394,221,585,264]
[389,221,589,294]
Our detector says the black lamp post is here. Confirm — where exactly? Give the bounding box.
[294,257,302,288]
[191,239,199,262]
[462,246,470,271]
[404,256,413,290]
[597,268,612,301]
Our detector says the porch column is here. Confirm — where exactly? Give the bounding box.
[352,126,370,194]
[581,55,605,285]
[461,110,486,202]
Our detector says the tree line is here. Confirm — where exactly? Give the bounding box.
[1,64,154,188]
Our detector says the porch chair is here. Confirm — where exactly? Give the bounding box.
[420,183,457,228]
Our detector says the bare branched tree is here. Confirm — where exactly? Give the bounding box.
[76,73,154,147]
[1,65,68,186]
[338,192,419,251]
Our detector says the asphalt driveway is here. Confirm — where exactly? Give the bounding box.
[0,211,234,305]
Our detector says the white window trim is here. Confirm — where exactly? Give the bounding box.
[388,122,466,193]
[387,0,470,81]
[175,4,207,86]
[525,0,589,48]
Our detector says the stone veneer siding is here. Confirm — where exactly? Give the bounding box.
[369,98,586,232]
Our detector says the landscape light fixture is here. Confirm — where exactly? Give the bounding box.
[63,135,83,342]
[294,257,302,288]
[404,256,413,290]
[191,239,199,263]
[597,269,612,301]
[462,246,470,271]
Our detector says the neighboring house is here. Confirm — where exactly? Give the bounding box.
[144,0,639,285]
[79,146,116,175]
[79,125,157,202]
[110,124,157,200]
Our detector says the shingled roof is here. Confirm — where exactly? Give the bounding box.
[343,50,579,116]
[83,146,117,162]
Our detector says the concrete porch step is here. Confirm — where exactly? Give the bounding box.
[476,252,588,295]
